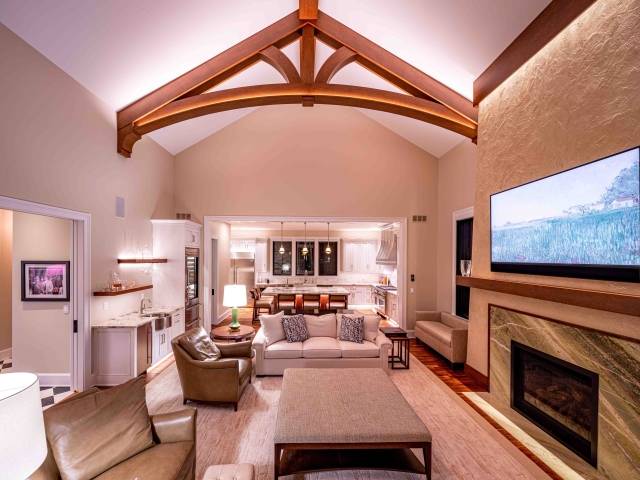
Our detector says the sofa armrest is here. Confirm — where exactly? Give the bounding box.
[151,408,197,444]
[375,332,393,353]
[450,328,469,364]
[253,328,266,351]
[415,311,441,323]
[218,340,253,358]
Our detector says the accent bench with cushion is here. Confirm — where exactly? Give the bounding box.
[414,311,468,368]
[253,312,392,376]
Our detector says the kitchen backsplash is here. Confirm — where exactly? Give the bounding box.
[258,270,397,285]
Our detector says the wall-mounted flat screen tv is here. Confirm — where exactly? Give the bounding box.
[491,146,640,282]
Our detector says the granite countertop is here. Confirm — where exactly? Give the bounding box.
[256,282,382,288]
[92,306,183,329]
[262,286,350,295]
[386,290,398,296]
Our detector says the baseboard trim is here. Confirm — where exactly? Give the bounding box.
[406,329,415,338]
[0,347,11,361]
[38,373,71,387]
[216,308,231,324]
[464,363,488,390]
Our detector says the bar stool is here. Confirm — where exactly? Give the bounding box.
[251,288,274,323]
[328,294,348,311]
[302,294,321,311]
[277,294,296,313]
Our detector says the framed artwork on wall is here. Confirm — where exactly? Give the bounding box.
[21,261,71,301]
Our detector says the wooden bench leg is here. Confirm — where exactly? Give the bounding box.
[423,443,432,480]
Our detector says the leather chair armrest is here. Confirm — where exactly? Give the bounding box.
[151,408,197,444]
[194,358,240,369]
[218,340,253,358]
[415,311,441,323]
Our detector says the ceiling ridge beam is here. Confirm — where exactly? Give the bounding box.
[117,11,307,130]
[315,46,358,84]
[310,11,477,124]
[259,46,301,83]
[300,24,316,84]
[131,83,477,140]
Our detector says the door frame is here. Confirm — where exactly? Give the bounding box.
[203,215,407,331]
[451,207,474,316]
[0,195,91,392]
[210,237,219,328]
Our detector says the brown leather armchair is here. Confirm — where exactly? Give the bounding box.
[172,330,252,411]
[29,388,197,480]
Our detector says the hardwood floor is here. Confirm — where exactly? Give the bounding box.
[147,305,559,479]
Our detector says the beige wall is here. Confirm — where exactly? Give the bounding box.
[12,212,70,375]
[210,221,231,321]
[0,210,12,355]
[436,141,477,313]
[0,24,175,326]
[176,105,440,330]
[469,0,640,376]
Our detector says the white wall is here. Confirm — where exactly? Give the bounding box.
[12,212,71,377]
[0,210,12,357]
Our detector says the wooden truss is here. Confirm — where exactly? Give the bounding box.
[117,2,478,157]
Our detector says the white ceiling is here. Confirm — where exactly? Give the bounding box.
[230,221,388,232]
[0,0,550,157]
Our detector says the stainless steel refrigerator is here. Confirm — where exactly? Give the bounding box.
[230,252,255,302]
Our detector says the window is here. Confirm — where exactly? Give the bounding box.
[296,241,315,275]
[455,218,473,319]
[272,241,292,276]
[318,241,338,276]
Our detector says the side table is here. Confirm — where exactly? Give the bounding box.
[210,325,255,343]
[380,327,410,369]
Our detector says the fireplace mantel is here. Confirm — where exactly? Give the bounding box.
[456,276,640,318]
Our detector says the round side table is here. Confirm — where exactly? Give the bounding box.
[210,325,255,343]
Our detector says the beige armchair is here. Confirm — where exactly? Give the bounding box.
[414,311,468,368]
[172,330,252,411]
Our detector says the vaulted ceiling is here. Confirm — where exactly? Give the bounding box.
[0,0,550,157]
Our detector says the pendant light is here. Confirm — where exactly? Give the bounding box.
[325,222,332,254]
[301,222,309,256]
[279,222,285,255]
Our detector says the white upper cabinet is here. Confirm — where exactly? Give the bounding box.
[185,226,200,247]
[255,240,268,273]
[342,240,381,273]
[230,239,256,252]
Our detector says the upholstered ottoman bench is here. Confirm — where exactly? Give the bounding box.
[203,463,255,480]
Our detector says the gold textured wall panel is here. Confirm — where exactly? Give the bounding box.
[469,0,640,376]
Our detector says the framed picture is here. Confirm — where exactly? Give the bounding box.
[21,261,71,302]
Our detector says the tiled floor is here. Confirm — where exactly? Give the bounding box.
[1,357,74,409]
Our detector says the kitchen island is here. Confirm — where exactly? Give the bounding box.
[262,286,350,312]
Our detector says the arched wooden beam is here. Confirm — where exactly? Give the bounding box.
[124,83,476,154]
[258,46,302,83]
[315,46,358,83]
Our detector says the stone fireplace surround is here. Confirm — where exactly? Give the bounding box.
[489,305,640,480]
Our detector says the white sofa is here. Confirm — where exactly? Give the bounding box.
[253,313,393,376]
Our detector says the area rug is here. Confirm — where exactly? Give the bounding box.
[145,357,543,480]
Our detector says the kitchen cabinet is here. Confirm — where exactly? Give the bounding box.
[231,239,255,252]
[387,292,398,321]
[255,240,268,273]
[185,226,200,248]
[346,285,369,305]
[342,241,381,273]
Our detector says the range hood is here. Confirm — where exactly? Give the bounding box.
[376,228,397,265]
[230,251,254,260]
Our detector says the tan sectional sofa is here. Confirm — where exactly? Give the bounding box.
[414,311,468,368]
[253,313,393,375]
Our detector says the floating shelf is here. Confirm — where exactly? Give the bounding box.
[456,276,640,318]
[93,285,153,297]
[117,258,167,264]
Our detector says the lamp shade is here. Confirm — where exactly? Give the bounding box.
[223,284,247,308]
[0,373,47,479]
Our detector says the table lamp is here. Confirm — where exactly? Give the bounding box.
[223,284,247,332]
[0,373,48,480]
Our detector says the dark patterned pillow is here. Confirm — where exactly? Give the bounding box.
[339,315,364,343]
[282,314,309,343]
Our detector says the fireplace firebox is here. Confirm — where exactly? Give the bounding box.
[511,341,599,466]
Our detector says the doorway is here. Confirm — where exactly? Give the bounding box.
[211,237,218,329]
[0,196,91,394]
[452,207,474,318]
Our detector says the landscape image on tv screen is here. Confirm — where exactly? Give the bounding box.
[491,148,640,267]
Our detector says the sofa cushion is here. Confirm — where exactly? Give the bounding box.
[338,315,364,343]
[178,326,220,361]
[338,340,380,358]
[259,311,285,346]
[282,314,309,343]
[44,376,154,480]
[417,321,452,347]
[302,337,342,358]
[94,441,193,480]
[264,340,303,359]
[338,314,379,342]
[304,313,337,337]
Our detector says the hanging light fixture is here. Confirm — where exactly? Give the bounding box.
[279,222,285,255]
[302,222,309,256]
[325,222,332,254]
